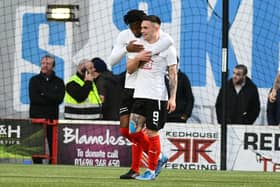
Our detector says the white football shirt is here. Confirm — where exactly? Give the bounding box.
[108,29,174,89]
[132,39,177,101]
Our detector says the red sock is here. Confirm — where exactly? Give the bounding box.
[129,131,150,172]
[119,127,132,141]
[121,128,147,173]
[120,128,141,172]
[148,135,161,171]
[131,143,142,173]
[130,131,150,152]
[141,131,150,153]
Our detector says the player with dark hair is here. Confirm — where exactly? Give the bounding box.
[126,15,178,180]
[108,10,174,179]
[108,9,146,67]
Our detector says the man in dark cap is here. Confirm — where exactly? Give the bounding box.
[92,57,121,120]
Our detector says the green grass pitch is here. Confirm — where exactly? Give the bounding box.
[0,164,279,187]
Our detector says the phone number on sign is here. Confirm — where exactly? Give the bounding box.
[74,158,120,167]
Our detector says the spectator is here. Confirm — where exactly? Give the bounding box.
[268,71,280,103]
[29,55,65,164]
[166,66,194,123]
[267,89,280,126]
[215,64,260,125]
[267,71,280,126]
[91,57,121,120]
[64,59,102,120]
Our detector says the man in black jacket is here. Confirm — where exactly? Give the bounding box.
[215,64,260,125]
[29,55,65,163]
[91,57,121,121]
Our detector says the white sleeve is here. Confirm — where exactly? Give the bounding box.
[167,46,177,66]
[107,31,128,70]
[150,31,174,55]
